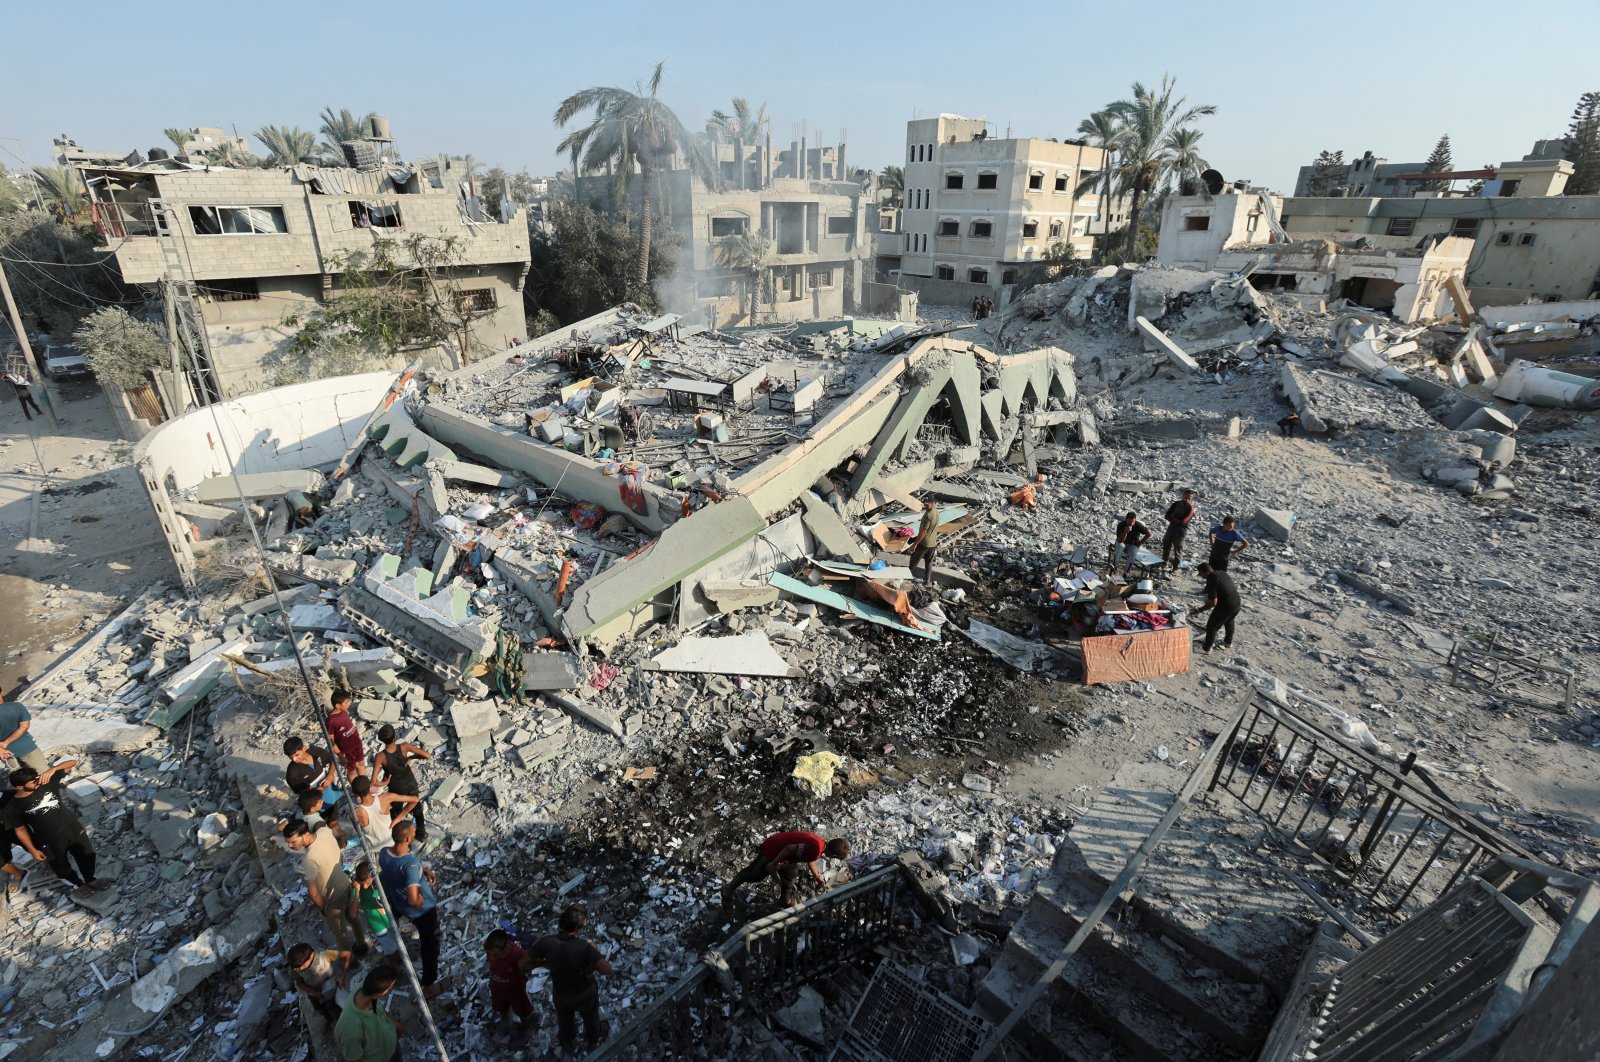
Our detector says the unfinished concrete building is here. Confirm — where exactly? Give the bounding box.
[885,114,1130,307]
[80,153,531,398]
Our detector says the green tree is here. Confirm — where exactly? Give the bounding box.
[254,125,317,166]
[877,164,904,209]
[554,62,720,297]
[1422,134,1454,191]
[0,209,139,338]
[708,97,768,189]
[0,166,24,216]
[1158,127,1210,194]
[1103,76,1217,258]
[526,198,680,323]
[714,228,772,323]
[1074,109,1127,257]
[1564,90,1600,196]
[1307,149,1345,196]
[29,166,87,221]
[71,306,170,389]
[318,107,375,156]
[163,128,191,153]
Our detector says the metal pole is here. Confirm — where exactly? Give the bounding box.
[0,259,59,428]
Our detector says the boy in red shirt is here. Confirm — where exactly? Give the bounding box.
[720,830,851,907]
[325,691,366,778]
[484,929,536,1037]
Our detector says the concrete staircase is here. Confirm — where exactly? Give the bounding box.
[975,762,1283,1061]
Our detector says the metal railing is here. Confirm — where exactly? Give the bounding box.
[587,864,905,1061]
[1208,695,1533,919]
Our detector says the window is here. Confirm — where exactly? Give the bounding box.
[189,205,288,235]
[969,268,989,284]
[1518,232,1537,246]
[1496,232,1513,245]
[976,172,997,190]
[1055,174,1069,192]
[1028,172,1044,190]
[808,268,833,289]
[1451,218,1481,238]
[350,201,402,229]
[945,173,964,190]
[455,288,497,313]
[711,216,749,238]
[1001,269,1017,284]
[197,278,260,302]
[909,146,915,164]
[1183,215,1211,231]
[826,215,853,236]
[938,219,960,237]
[1022,220,1039,238]
[969,220,993,239]
[935,265,955,280]
[1385,217,1416,237]
[1498,179,1520,197]
[1048,220,1064,239]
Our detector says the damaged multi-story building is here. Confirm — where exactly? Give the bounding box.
[883,113,1131,308]
[78,145,531,401]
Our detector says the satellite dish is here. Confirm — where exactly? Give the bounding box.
[1201,169,1225,195]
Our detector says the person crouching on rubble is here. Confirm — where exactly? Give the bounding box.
[721,830,851,908]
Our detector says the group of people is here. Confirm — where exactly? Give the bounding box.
[280,692,616,1058]
[1105,489,1250,654]
[971,294,996,320]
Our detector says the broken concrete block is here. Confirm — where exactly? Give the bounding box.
[699,581,781,613]
[1134,316,1201,373]
[647,632,800,678]
[522,653,583,692]
[448,699,501,739]
[801,492,871,564]
[356,699,403,724]
[431,772,466,805]
[288,603,344,632]
[548,693,623,738]
[1254,508,1296,542]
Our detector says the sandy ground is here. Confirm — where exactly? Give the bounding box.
[0,377,166,695]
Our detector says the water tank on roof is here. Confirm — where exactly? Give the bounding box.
[1201,169,1225,195]
[368,115,392,140]
[298,155,321,166]
[148,148,170,161]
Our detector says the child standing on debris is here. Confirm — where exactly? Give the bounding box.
[5,760,103,897]
[484,929,537,1037]
[910,501,942,586]
[531,904,613,1056]
[325,692,366,778]
[349,860,402,971]
[288,941,353,1027]
[371,725,430,843]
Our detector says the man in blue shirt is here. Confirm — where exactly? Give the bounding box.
[0,700,46,776]
[379,819,444,997]
[1208,516,1248,571]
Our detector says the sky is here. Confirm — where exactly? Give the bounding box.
[3,0,1596,193]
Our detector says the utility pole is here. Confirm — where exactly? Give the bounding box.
[0,258,60,428]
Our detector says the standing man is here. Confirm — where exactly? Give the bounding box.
[5,372,42,422]
[379,820,444,997]
[334,967,404,1062]
[909,500,941,586]
[325,693,366,779]
[284,737,344,813]
[1161,489,1197,573]
[371,725,430,843]
[1110,512,1152,577]
[1208,516,1249,571]
[721,830,851,908]
[0,698,47,776]
[1192,562,1242,654]
[531,904,613,1056]
[284,818,366,955]
[5,760,101,896]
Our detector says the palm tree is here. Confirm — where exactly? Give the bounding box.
[878,164,904,209]
[318,107,375,155]
[254,125,317,166]
[1104,76,1216,257]
[715,229,772,323]
[1159,127,1210,195]
[29,166,86,220]
[163,128,191,153]
[205,141,256,168]
[554,62,721,297]
[1074,109,1126,255]
[708,97,768,190]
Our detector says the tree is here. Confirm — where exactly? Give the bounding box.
[1074,109,1127,258]
[1103,76,1216,258]
[877,164,904,209]
[708,97,769,143]
[1158,127,1210,195]
[714,229,772,323]
[318,107,375,156]
[254,126,317,166]
[29,166,86,221]
[1422,134,1454,191]
[0,209,141,338]
[163,128,191,153]
[71,306,169,389]
[479,166,541,222]
[526,198,680,324]
[554,62,720,298]
[1564,90,1600,196]
[1307,149,1345,196]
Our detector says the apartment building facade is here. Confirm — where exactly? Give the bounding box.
[880,114,1128,307]
[81,158,530,397]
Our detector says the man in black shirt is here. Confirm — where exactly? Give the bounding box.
[6,760,101,894]
[283,737,344,813]
[1161,489,1197,572]
[1193,562,1242,653]
[532,904,613,1055]
[1110,512,1152,576]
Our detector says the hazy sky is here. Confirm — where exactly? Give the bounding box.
[4,0,1595,192]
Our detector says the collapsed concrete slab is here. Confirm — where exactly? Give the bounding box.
[1134,316,1202,372]
[339,554,497,694]
[193,470,325,505]
[647,632,801,678]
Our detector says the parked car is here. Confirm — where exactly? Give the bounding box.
[42,344,90,379]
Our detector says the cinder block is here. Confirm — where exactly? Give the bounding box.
[1255,507,1296,542]
[431,772,465,805]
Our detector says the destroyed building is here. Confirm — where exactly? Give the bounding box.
[77,147,531,401]
[884,113,1131,307]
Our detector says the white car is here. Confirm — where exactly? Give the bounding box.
[42,344,90,379]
